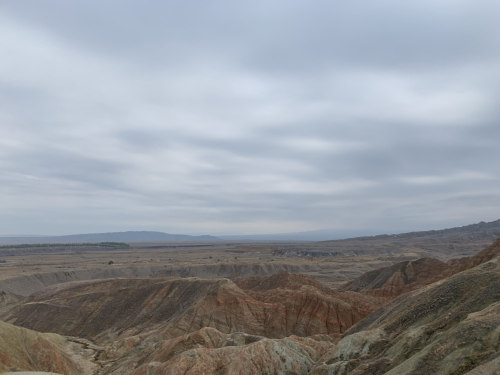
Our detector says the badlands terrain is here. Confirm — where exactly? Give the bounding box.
[0,220,500,374]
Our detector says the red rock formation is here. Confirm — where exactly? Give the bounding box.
[6,274,382,343]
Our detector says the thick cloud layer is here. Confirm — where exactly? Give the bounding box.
[0,0,499,236]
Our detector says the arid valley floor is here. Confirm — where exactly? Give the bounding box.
[1,220,500,374]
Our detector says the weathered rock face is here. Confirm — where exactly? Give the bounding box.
[342,257,448,297]
[0,290,23,314]
[3,273,380,374]
[233,272,383,336]
[142,335,328,375]
[447,236,500,273]
[311,256,500,375]
[234,272,328,292]
[0,262,320,297]
[0,320,95,374]
[98,254,500,375]
[343,237,500,298]
[4,274,382,343]
[100,327,334,375]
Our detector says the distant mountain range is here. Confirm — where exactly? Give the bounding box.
[272,219,500,258]
[2,219,500,245]
[220,219,500,242]
[321,218,500,243]
[219,229,380,242]
[0,231,220,244]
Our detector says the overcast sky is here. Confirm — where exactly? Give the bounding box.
[0,0,499,236]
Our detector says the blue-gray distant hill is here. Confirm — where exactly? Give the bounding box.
[272,219,500,258]
[0,231,220,244]
[221,219,500,243]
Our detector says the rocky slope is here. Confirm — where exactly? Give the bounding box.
[103,254,500,374]
[0,320,96,374]
[343,238,500,298]
[274,219,500,258]
[447,236,500,273]
[0,290,23,313]
[342,257,448,297]
[0,262,320,297]
[100,327,334,375]
[101,241,500,374]
[311,256,500,374]
[234,272,329,292]
[4,274,382,343]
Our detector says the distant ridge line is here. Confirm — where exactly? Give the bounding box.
[0,231,220,245]
[319,218,500,243]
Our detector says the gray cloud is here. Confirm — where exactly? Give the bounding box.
[0,1,499,236]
